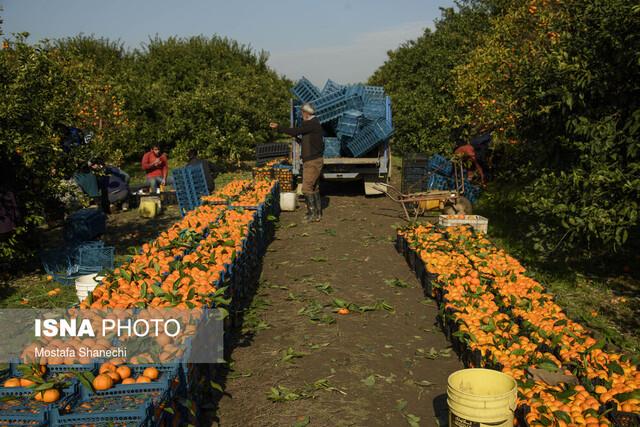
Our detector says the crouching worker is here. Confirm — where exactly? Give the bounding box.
[269,103,323,223]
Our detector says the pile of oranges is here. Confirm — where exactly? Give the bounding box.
[399,223,640,426]
[93,362,159,390]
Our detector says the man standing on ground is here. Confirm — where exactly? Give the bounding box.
[270,103,323,223]
[141,142,172,193]
[186,149,219,193]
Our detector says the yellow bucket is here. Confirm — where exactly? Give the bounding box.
[447,368,517,427]
[139,200,157,218]
[418,199,442,211]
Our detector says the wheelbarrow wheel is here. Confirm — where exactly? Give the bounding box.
[444,196,472,216]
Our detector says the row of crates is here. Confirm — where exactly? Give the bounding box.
[5,181,282,426]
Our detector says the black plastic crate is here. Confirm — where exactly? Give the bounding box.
[255,142,290,162]
[402,153,431,193]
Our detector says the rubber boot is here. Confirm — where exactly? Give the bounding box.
[301,195,314,223]
[313,193,322,221]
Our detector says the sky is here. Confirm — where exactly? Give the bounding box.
[0,0,457,87]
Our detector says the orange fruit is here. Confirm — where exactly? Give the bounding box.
[338,308,349,315]
[99,362,117,374]
[34,391,44,401]
[20,378,35,387]
[116,366,131,380]
[42,389,60,403]
[93,374,114,391]
[143,367,159,380]
[122,377,136,385]
[105,371,122,383]
[136,375,152,383]
[4,378,21,387]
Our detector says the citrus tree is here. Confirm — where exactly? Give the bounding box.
[451,0,640,259]
[0,32,100,263]
[122,35,292,163]
[368,3,493,155]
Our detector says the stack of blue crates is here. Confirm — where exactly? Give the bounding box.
[40,208,114,286]
[172,163,210,217]
[289,78,393,158]
[64,209,106,243]
[323,137,342,157]
[40,240,114,286]
[425,153,481,204]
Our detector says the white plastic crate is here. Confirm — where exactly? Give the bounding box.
[439,215,488,234]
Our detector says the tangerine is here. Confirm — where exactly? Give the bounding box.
[42,389,60,403]
[93,374,114,391]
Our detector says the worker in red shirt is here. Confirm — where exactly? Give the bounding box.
[454,144,485,184]
[141,142,172,193]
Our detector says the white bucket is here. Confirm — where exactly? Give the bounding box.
[75,274,104,302]
[280,192,297,211]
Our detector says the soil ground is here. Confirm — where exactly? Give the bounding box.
[201,173,465,427]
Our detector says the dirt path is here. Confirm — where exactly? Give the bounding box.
[200,174,464,427]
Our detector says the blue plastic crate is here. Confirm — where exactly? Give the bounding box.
[320,79,344,97]
[345,83,366,99]
[363,86,386,103]
[323,137,342,158]
[369,117,394,141]
[48,404,155,427]
[64,209,107,243]
[344,118,393,158]
[336,110,363,137]
[428,154,453,177]
[73,243,114,275]
[427,174,456,191]
[172,164,210,217]
[363,102,386,120]
[344,127,380,158]
[0,382,79,425]
[290,76,321,103]
[313,90,361,121]
[40,246,74,283]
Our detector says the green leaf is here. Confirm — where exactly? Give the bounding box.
[538,362,559,373]
[362,375,376,386]
[150,283,165,297]
[554,410,572,423]
[292,416,310,427]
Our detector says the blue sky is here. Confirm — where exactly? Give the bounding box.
[0,0,456,86]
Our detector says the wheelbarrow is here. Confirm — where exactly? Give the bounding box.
[373,156,472,222]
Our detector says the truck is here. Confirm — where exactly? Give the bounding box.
[289,88,393,196]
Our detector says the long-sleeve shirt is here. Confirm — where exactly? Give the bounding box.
[141,151,168,178]
[276,117,323,162]
[454,145,485,183]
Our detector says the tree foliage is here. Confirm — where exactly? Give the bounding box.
[371,0,640,259]
[0,20,291,265]
[368,4,493,155]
